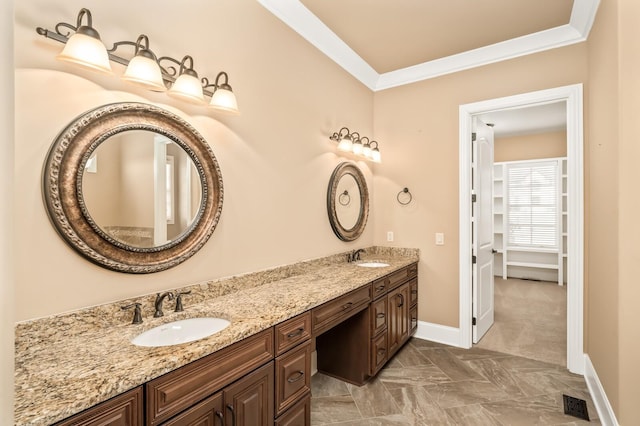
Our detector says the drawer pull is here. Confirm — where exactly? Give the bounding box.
[215,411,224,425]
[397,294,404,307]
[411,289,417,294]
[375,285,385,292]
[377,348,386,355]
[376,313,385,319]
[287,370,305,383]
[286,328,304,338]
[227,404,236,426]
[342,302,353,310]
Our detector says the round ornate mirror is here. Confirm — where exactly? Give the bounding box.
[42,103,224,273]
[327,162,369,241]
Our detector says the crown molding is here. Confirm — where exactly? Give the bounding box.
[258,0,600,92]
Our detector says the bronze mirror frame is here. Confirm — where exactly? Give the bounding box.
[42,102,224,273]
[327,162,369,241]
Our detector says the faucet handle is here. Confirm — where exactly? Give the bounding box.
[174,290,192,312]
[121,303,143,324]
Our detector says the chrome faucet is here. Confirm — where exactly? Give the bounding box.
[347,248,366,263]
[154,291,175,318]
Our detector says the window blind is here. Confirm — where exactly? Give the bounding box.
[506,161,558,249]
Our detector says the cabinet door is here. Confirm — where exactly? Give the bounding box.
[370,297,387,337]
[387,283,409,357]
[161,392,224,426]
[54,387,143,426]
[370,331,388,376]
[224,361,274,426]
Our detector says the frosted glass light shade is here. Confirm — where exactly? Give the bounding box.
[57,32,112,74]
[371,148,382,163]
[209,87,239,113]
[122,54,166,91]
[362,144,372,158]
[168,72,205,104]
[337,136,352,152]
[352,140,363,155]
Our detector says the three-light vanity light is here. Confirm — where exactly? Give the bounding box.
[36,8,239,114]
[329,127,382,163]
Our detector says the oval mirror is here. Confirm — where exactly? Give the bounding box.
[327,162,369,241]
[43,103,223,273]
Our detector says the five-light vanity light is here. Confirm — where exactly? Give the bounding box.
[36,8,239,114]
[329,127,382,163]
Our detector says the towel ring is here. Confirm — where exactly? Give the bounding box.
[338,190,351,206]
[397,187,412,205]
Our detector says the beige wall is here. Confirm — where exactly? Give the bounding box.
[372,44,588,327]
[14,0,374,321]
[494,130,567,162]
[1,0,14,421]
[586,0,622,417]
[615,0,640,423]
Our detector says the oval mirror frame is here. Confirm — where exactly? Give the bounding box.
[327,162,369,241]
[42,102,224,273]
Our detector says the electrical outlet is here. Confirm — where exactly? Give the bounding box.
[435,233,445,245]
[387,231,394,242]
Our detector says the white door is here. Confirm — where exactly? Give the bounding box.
[472,118,495,343]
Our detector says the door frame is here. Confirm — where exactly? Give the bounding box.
[458,84,584,374]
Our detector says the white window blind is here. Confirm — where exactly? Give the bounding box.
[507,161,558,249]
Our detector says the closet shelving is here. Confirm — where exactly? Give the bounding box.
[493,157,567,286]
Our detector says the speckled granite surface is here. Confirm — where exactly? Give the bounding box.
[14,246,418,426]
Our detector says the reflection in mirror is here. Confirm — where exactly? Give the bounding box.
[327,162,369,241]
[334,175,361,231]
[82,131,202,249]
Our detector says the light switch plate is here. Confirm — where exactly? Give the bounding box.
[435,233,445,245]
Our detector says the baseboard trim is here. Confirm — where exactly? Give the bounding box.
[414,321,464,348]
[584,354,619,426]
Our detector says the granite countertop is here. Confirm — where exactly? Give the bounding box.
[14,247,419,425]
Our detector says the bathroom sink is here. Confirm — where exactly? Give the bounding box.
[131,317,230,347]
[356,262,390,268]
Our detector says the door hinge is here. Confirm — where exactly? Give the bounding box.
[472,132,477,142]
[471,194,477,203]
[472,255,477,264]
[472,317,477,326]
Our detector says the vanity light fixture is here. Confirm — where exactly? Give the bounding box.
[167,56,205,104]
[36,8,240,113]
[55,8,112,74]
[329,128,382,162]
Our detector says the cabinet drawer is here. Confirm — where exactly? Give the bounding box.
[371,277,387,300]
[275,312,312,356]
[312,285,371,335]
[370,297,387,337]
[385,263,418,291]
[275,340,311,416]
[54,386,143,426]
[146,328,274,426]
[409,278,418,306]
[275,394,311,426]
[370,332,388,376]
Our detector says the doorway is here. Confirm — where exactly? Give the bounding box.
[458,84,584,374]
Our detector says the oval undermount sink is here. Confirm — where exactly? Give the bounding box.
[356,262,390,268]
[131,317,230,347]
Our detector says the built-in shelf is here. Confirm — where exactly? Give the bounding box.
[493,158,567,285]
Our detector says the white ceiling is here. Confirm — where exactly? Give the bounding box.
[257,0,600,91]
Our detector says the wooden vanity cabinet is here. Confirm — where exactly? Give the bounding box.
[387,282,410,357]
[222,361,274,426]
[53,386,143,426]
[147,329,274,426]
[274,312,312,425]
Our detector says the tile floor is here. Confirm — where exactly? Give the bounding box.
[310,338,598,425]
[476,278,567,366]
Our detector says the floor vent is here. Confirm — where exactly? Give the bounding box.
[563,394,590,421]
